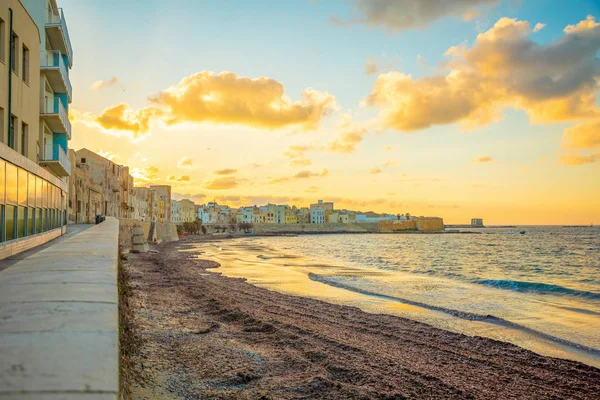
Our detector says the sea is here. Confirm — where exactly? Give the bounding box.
[189,226,600,367]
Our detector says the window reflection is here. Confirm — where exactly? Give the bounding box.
[6,163,17,204]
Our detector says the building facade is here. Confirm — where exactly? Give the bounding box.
[0,0,73,258]
[180,199,195,222]
[170,199,182,224]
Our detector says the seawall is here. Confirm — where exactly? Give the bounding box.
[118,219,178,251]
[0,217,120,399]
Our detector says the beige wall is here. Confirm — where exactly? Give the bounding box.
[379,217,444,232]
[0,0,41,162]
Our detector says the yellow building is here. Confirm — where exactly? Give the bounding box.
[285,211,298,224]
[180,199,196,222]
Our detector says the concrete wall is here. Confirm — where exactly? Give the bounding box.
[0,217,120,399]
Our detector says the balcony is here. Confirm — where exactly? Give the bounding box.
[41,98,72,139]
[45,8,73,67]
[41,50,72,102]
[39,144,71,177]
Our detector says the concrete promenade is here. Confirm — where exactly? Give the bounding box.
[0,218,120,399]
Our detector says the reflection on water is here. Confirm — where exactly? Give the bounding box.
[189,227,600,368]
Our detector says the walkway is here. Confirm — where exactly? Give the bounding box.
[0,224,94,272]
[0,218,119,399]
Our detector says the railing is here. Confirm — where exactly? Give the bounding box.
[41,97,72,137]
[40,50,72,98]
[45,8,73,64]
[42,143,72,175]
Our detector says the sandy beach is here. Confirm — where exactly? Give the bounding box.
[121,238,600,399]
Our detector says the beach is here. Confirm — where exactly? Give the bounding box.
[122,237,600,399]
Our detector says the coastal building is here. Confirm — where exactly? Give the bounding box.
[149,185,171,223]
[0,0,74,258]
[355,213,397,223]
[471,218,483,227]
[296,207,310,224]
[170,199,182,224]
[328,211,356,224]
[309,200,333,224]
[285,209,298,224]
[236,206,255,223]
[180,199,196,222]
[75,149,127,218]
[378,217,444,232]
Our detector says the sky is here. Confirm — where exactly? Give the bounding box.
[64,0,600,225]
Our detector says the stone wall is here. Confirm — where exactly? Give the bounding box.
[118,219,178,251]
[379,217,444,232]
[252,223,349,234]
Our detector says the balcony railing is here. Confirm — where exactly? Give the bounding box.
[40,143,71,176]
[40,50,72,101]
[45,8,73,66]
[41,97,72,138]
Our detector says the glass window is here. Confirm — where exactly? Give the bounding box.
[27,207,33,234]
[36,208,41,233]
[0,160,4,204]
[28,173,35,206]
[36,177,42,207]
[0,205,4,242]
[44,209,48,231]
[17,168,27,206]
[42,181,48,208]
[6,163,17,204]
[17,206,25,238]
[5,205,15,241]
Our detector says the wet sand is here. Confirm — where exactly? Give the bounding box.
[123,238,600,399]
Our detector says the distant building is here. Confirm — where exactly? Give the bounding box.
[309,200,333,224]
[355,213,396,223]
[171,199,182,224]
[180,199,196,222]
[471,218,484,227]
[149,185,171,223]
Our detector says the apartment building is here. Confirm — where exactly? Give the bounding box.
[180,198,195,223]
[170,199,182,224]
[0,0,73,258]
[149,185,171,223]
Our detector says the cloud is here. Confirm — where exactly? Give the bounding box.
[167,175,191,182]
[91,76,118,89]
[290,158,312,166]
[293,169,329,179]
[383,159,398,167]
[130,166,160,183]
[472,156,493,163]
[561,120,600,149]
[305,186,320,193]
[95,103,163,138]
[369,168,382,174]
[332,0,499,32]
[364,58,379,75]
[214,168,238,175]
[559,152,600,166]
[284,144,317,158]
[364,16,600,132]
[533,22,546,32]
[81,71,338,138]
[97,150,119,161]
[177,157,193,169]
[327,127,368,153]
[172,192,206,203]
[203,176,239,190]
[268,177,291,185]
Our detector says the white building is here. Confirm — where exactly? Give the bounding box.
[171,199,182,224]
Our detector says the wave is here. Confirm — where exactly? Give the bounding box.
[472,279,600,300]
[309,273,600,355]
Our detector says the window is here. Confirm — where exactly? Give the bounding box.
[5,163,17,204]
[27,173,35,207]
[0,18,5,62]
[7,115,17,150]
[81,157,86,163]
[21,45,28,83]
[5,205,15,241]
[77,200,81,213]
[10,31,17,73]
[36,208,42,233]
[17,206,25,238]
[20,122,27,156]
[17,168,27,206]
[0,160,4,204]
[28,207,34,234]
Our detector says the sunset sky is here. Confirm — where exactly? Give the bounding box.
[65,0,600,224]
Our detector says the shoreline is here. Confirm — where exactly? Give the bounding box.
[122,238,600,399]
